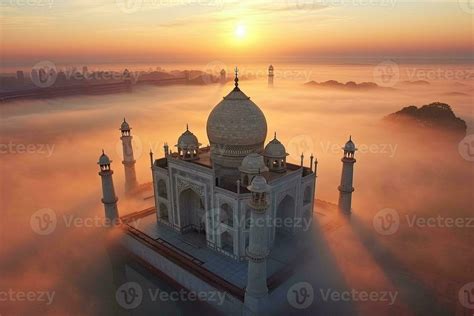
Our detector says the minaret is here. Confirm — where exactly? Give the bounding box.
[338,136,357,214]
[220,69,226,84]
[268,65,274,87]
[120,118,138,193]
[244,175,271,314]
[98,150,119,222]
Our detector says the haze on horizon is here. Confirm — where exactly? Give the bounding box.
[1,0,473,67]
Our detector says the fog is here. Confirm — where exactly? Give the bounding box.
[0,63,473,314]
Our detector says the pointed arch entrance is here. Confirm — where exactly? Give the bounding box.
[179,188,206,234]
[275,195,295,239]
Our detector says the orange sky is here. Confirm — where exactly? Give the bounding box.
[1,0,473,65]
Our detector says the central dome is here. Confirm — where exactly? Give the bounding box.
[206,84,267,168]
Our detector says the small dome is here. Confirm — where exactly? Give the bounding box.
[247,175,270,193]
[269,65,274,70]
[264,134,288,158]
[120,118,130,131]
[98,151,111,165]
[343,136,357,152]
[240,153,268,174]
[177,126,201,149]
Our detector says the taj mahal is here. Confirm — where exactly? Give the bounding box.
[97,67,357,315]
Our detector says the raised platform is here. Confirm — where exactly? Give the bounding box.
[119,206,316,301]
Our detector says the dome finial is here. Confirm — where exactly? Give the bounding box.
[349,135,352,141]
[102,149,105,155]
[234,66,239,88]
[186,123,189,131]
[123,117,126,123]
[274,132,277,139]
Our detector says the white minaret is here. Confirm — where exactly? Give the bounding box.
[268,65,274,87]
[120,118,138,193]
[98,150,119,222]
[338,136,357,214]
[244,175,271,314]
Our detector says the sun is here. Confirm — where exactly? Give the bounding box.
[235,24,246,39]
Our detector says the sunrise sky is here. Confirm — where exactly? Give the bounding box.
[1,0,473,66]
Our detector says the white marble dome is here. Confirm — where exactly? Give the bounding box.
[264,135,287,158]
[239,153,268,174]
[177,126,200,149]
[247,175,270,193]
[206,85,267,167]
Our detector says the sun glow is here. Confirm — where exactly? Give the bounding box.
[235,24,246,39]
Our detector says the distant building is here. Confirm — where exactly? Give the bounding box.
[268,65,274,87]
[16,71,25,85]
[220,68,226,84]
